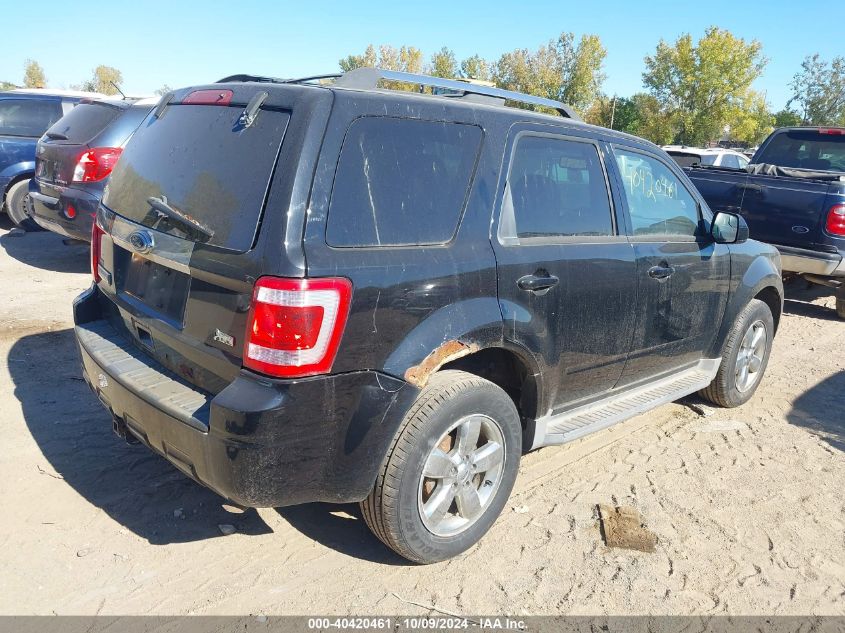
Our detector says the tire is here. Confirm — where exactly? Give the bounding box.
[699,299,774,408]
[4,179,41,231]
[360,370,522,564]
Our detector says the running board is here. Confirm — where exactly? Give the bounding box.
[531,358,720,449]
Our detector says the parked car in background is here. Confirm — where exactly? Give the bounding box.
[0,89,105,229]
[663,146,751,170]
[684,127,845,318]
[29,96,159,242]
[73,69,782,563]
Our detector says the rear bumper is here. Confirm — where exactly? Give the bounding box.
[775,244,845,277]
[28,179,96,241]
[73,286,417,508]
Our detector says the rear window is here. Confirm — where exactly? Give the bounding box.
[0,98,63,137]
[667,151,704,168]
[44,102,122,143]
[326,117,482,247]
[103,104,289,252]
[756,130,845,172]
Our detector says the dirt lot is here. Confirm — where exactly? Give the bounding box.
[1,218,843,616]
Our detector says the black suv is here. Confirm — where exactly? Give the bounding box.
[73,69,783,563]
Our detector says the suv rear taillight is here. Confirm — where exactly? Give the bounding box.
[826,204,845,236]
[73,147,123,183]
[91,223,105,282]
[244,277,353,378]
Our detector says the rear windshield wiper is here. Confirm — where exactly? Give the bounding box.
[45,131,68,140]
[146,196,214,241]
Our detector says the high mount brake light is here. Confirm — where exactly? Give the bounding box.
[72,147,123,183]
[182,89,234,106]
[243,277,353,378]
[818,128,845,135]
[91,223,105,282]
[826,204,845,236]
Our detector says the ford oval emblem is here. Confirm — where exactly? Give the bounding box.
[791,225,810,234]
[128,230,154,254]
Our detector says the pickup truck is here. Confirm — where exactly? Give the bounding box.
[684,127,845,318]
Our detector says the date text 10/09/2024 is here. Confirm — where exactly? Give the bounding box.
[306,617,528,630]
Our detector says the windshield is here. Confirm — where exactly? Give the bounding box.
[103,104,289,251]
[755,130,845,172]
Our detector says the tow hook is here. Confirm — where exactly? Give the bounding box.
[112,416,139,445]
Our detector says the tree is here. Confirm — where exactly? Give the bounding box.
[642,27,767,145]
[430,47,458,79]
[23,59,46,88]
[774,108,802,128]
[155,84,172,96]
[78,65,123,95]
[460,55,492,82]
[493,32,606,114]
[1,81,17,91]
[338,44,423,73]
[788,54,845,126]
[339,44,378,72]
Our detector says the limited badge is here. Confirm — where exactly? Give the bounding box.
[213,329,235,347]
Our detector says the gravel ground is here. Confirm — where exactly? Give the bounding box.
[1,219,843,616]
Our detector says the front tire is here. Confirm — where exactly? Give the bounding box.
[700,299,774,408]
[4,179,41,231]
[361,370,522,564]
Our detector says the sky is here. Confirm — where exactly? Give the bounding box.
[1,0,842,111]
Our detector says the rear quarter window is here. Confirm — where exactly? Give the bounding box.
[326,117,482,247]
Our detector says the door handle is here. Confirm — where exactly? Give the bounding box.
[647,265,675,280]
[737,182,763,194]
[517,273,560,293]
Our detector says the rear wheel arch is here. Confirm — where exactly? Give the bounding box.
[440,345,540,449]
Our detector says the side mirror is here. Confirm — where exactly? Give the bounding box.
[711,212,750,244]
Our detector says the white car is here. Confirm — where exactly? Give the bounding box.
[663,146,750,170]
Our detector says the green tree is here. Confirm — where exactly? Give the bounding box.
[585,95,640,133]
[774,108,802,128]
[460,55,492,82]
[23,59,46,88]
[1,81,17,91]
[78,65,123,95]
[493,32,607,114]
[430,47,458,78]
[642,27,767,145]
[788,54,845,125]
[339,44,378,71]
[338,44,423,73]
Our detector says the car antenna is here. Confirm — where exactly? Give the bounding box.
[110,81,127,100]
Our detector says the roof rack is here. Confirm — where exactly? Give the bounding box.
[220,68,581,120]
[216,74,287,84]
[287,68,581,120]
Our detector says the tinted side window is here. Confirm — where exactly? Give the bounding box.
[0,98,62,137]
[327,117,482,247]
[500,135,613,239]
[614,148,700,238]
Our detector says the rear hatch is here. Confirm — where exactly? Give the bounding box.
[95,86,297,394]
[35,100,128,194]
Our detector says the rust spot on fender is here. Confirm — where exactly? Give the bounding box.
[404,340,478,388]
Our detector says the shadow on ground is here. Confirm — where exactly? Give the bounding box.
[787,370,845,452]
[10,328,272,544]
[276,503,407,565]
[782,279,840,321]
[0,216,89,274]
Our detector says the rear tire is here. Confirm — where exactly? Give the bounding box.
[4,179,41,231]
[360,370,521,564]
[699,299,774,408]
